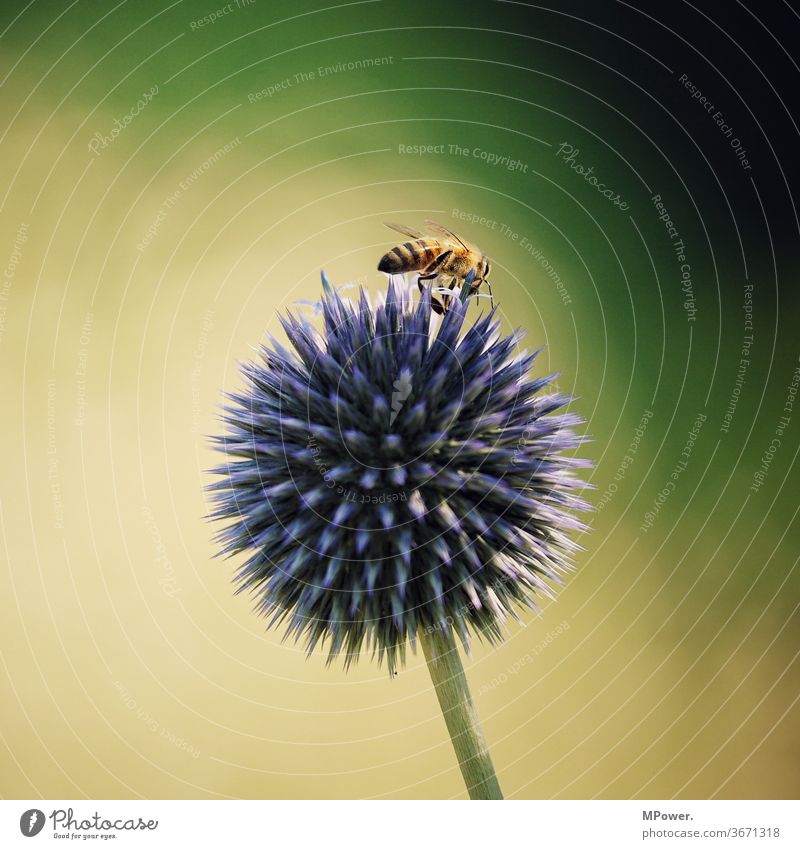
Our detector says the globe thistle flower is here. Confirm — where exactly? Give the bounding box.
[209,272,590,798]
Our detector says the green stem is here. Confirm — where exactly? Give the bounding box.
[419,627,504,800]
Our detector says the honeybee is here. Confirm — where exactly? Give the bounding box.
[377,220,493,315]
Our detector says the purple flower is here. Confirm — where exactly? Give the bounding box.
[209,274,590,672]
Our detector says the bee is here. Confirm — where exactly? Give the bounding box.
[377,220,493,315]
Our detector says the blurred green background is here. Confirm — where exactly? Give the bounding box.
[1,0,798,799]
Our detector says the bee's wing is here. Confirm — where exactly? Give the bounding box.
[383,221,426,240]
[422,220,476,252]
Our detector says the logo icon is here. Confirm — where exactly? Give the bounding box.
[389,369,413,426]
[19,809,45,837]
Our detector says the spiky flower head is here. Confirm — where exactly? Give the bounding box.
[210,274,590,672]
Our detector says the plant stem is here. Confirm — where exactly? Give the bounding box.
[419,627,504,800]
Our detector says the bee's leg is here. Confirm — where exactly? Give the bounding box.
[485,279,495,310]
[417,261,447,290]
[418,253,451,285]
[417,273,437,301]
[420,250,451,278]
[440,277,457,313]
[418,251,452,314]
[417,274,446,314]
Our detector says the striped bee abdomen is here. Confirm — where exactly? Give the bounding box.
[378,240,438,273]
